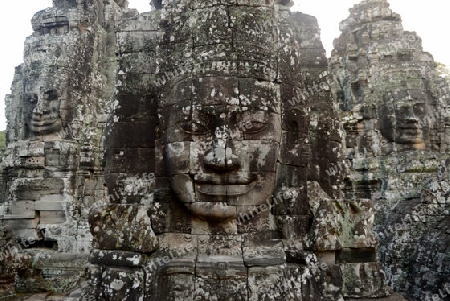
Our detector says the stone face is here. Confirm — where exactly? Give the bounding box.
[331,0,450,300]
[87,0,389,300]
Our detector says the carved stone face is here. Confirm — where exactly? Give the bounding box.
[25,88,63,136]
[379,90,436,147]
[22,7,78,138]
[163,77,281,222]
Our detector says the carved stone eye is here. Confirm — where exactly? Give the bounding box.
[177,120,209,135]
[242,121,268,134]
[44,90,58,100]
[27,94,38,104]
[413,103,426,116]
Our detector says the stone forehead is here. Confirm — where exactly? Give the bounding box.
[382,90,433,103]
[31,7,82,32]
[169,105,279,117]
[155,2,284,83]
[166,77,280,109]
[23,66,68,92]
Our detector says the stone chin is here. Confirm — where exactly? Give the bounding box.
[396,137,425,145]
[395,128,426,145]
[171,174,245,221]
[185,202,236,221]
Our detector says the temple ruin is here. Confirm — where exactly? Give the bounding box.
[0,0,447,300]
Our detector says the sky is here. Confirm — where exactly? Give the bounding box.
[0,0,449,131]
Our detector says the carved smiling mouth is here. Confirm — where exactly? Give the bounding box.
[194,174,257,196]
[196,183,256,196]
[31,120,58,127]
[31,115,58,127]
[398,127,422,137]
[398,126,419,130]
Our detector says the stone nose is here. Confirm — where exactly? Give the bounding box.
[32,99,50,115]
[203,138,241,172]
[405,106,418,123]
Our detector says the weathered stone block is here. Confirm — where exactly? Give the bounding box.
[21,156,46,168]
[101,267,145,301]
[148,257,196,301]
[39,210,66,224]
[236,205,273,235]
[110,121,155,148]
[195,256,247,301]
[340,262,388,298]
[3,217,39,230]
[243,236,285,267]
[114,94,157,121]
[273,165,309,215]
[192,7,231,47]
[276,215,310,240]
[248,266,286,300]
[89,204,158,253]
[90,249,145,268]
[118,16,160,32]
[39,194,66,202]
[117,31,160,53]
[336,247,377,264]
[13,178,65,201]
[307,199,378,251]
[197,235,242,257]
[11,201,36,216]
[105,148,155,174]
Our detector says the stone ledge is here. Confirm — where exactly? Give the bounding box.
[345,292,408,301]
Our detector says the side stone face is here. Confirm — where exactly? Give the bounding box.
[331,0,450,299]
[0,0,127,296]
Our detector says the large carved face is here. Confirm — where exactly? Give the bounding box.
[22,8,77,138]
[24,86,63,136]
[163,77,281,221]
[379,90,436,147]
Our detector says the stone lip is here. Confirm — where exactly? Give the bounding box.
[196,183,256,196]
[194,173,258,196]
[186,202,237,220]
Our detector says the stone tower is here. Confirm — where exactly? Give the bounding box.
[331,0,450,299]
[0,0,128,296]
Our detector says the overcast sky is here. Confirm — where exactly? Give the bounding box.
[0,0,448,131]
